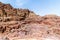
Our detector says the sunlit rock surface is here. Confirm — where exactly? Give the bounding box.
[0,2,60,40]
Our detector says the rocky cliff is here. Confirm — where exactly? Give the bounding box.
[0,2,60,40]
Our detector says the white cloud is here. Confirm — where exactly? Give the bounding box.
[0,0,11,3]
[15,0,29,7]
[0,0,29,8]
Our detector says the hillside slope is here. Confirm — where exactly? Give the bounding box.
[0,2,60,40]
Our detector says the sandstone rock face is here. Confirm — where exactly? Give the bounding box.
[0,2,60,40]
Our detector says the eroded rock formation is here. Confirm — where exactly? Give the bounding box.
[0,2,60,40]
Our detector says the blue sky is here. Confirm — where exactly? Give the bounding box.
[0,0,60,16]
